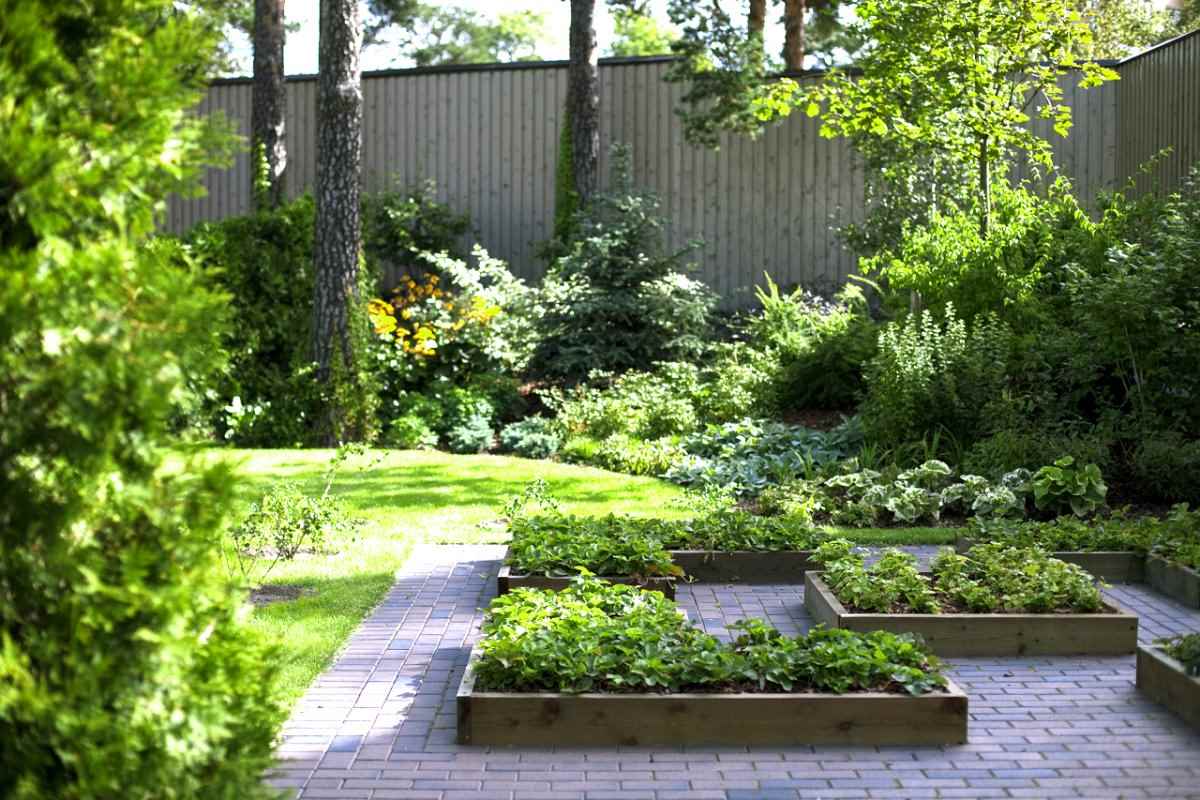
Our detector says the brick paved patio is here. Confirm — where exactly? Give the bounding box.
[271,544,1200,799]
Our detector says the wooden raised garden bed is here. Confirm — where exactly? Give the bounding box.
[1136,644,1200,731]
[668,549,819,583]
[1145,555,1200,609]
[455,647,968,746]
[804,571,1138,657]
[495,565,676,598]
[954,535,1145,583]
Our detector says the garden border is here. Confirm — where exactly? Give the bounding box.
[803,571,1139,657]
[455,647,969,746]
[1136,644,1200,731]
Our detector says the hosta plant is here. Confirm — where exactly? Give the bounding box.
[1031,456,1107,517]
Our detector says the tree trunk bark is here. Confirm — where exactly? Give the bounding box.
[978,134,991,236]
[567,0,599,203]
[783,0,806,72]
[748,0,767,38]
[252,0,287,209]
[313,0,363,442]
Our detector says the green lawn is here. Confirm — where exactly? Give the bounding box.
[196,448,693,705]
[189,447,961,706]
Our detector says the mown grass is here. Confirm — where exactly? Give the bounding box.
[192,448,694,705]
[184,447,962,705]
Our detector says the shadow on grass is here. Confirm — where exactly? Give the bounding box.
[249,570,397,707]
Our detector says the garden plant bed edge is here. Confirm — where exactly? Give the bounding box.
[455,647,969,746]
[495,565,677,598]
[803,571,1139,657]
[1136,644,1200,731]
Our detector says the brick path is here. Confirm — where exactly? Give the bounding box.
[271,545,1200,799]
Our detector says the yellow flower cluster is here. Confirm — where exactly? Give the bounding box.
[367,273,502,362]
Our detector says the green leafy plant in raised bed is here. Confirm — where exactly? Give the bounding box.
[505,514,682,578]
[506,511,829,577]
[1148,505,1200,570]
[972,504,1200,569]
[814,540,1103,614]
[971,513,1158,553]
[1159,633,1200,676]
[474,576,947,695]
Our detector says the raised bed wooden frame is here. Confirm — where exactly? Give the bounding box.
[455,647,968,746]
[804,571,1139,657]
[1136,644,1200,731]
[1145,555,1200,609]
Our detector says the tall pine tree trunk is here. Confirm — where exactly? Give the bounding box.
[783,0,806,71]
[567,0,599,203]
[313,0,363,443]
[748,0,766,71]
[251,0,287,208]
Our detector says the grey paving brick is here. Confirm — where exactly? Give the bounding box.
[277,544,1200,800]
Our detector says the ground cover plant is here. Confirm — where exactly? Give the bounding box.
[815,540,1104,614]
[474,576,948,695]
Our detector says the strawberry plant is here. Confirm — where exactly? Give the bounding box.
[474,576,947,695]
[1160,633,1200,676]
[814,539,1103,614]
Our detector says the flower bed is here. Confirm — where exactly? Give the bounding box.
[803,541,1138,656]
[458,578,967,746]
[954,534,1145,582]
[1137,635,1200,731]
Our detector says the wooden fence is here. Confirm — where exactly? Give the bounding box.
[167,30,1200,304]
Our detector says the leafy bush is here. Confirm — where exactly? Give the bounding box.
[361,179,471,278]
[861,304,1011,454]
[184,195,323,445]
[1160,634,1200,676]
[382,413,439,449]
[499,416,563,459]
[748,277,878,411]
[530,148,715,379]
[765,461,1032,527]
[229,448,364,584]
[1148,505,1200,570]
[663,417,863,496]
[962,426,1113,478]
[445,414,495,454]
[368,247,538,422]
[549,365,704,440]
[591,434,684,476]
[816,540,1103,614]
[1129,434,1200,505]
[0,3,283,795]
[1031,456,1107,517]
[860,180,1088,319]
[475,576,947,695]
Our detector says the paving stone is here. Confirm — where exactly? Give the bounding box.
[280,544,1200,800]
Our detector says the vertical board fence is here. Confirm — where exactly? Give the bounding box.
[168,31,1200,305]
